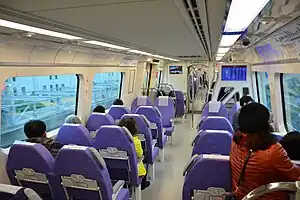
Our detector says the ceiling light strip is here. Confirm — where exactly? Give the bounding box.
[83,40,129,50]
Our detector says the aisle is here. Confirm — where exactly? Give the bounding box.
[142,114,200,200]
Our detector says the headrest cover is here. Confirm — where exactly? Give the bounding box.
[206,116,227,119]
[13,141,35,146]
[111,105,125,108]
[205,130,230,134]
[137,96,147,106]
[122,127,134,142]
[89,147,106,168]
[62,145,88,151]
[62,123,81,127]
[139,106,153,109]
[208,101,221,113]
[91,113,106,116]
[202,154,229,160]
[158,96,169,106]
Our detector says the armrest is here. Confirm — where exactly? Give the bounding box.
[137,134,146,142]
[112,180,125,200]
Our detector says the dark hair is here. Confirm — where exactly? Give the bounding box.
[118,118,138,136]
[113,99,124,105]
[240,95,254,107]
[234,103,276,150]
[24,120,47,138]
[93,105,105,113]
[280,131,300,160]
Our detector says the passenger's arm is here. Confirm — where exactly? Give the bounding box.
[134,138,144,158]
[271,144,300,180]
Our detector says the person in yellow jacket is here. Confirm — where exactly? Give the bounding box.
[118,118,150,190]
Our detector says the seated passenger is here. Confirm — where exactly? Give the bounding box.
[93,105,105,113]
[24,120,63,158]
[113,99,124,105]
[230,103,300,200]
[232,95,254,131]
[280,131,300,160]
[64,115,82,124]
[118,118,150,190]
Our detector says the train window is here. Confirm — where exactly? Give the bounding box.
[256,72,271,110]
[1,74,79,148]
[91,72,122,110]
[280,74,300,131]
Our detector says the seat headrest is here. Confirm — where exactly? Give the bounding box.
[206,116,227,119]
[137,96,147,106]
[158,96,169,106]
[208,101,221,113]
[91,112,106,116]
[62,123,81,127]
[205,130,231,134]
[201,154,229,160]
[62,145,88,151]
[13,141,35,146]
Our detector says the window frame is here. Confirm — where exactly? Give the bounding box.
[280,73,292,132]
[119,73,123,98]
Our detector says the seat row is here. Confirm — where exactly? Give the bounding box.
[7,142,130,200]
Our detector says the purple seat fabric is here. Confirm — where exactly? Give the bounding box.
[198,116,234,133]
[56,124,93,146]
[136,106,168,149]
[202,101,229,119]
[121,114,159,165]
[55,145,129,200]
[174,90,185,117]
[6,142,65,200]
[228,103,240,123]
[93,126,140,187]
[154,96,175,129]
[108,106,131,123]
[191,130,232,156]
[86,113,115,131]
[131,96,152,113]
[182,154,231,200]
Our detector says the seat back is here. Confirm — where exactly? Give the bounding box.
[136,106,164,148]
[228,103,240,123]
[86,113,115,131]
[93,126,139,186]
[56,124,93,146]
[108,105,131,124]
[6,142,64,200]
[174,90,185,117]
[182,154,231,200]
[198,116,234,133]
[55,145,112,200]
[0,184,42,200]
[202,101,228,119]
[121,114,154,164]
[154,96,175,127]
[192,130,232,156]
[131,96,152,113]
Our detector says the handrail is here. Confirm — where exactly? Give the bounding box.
[242,182,300,200]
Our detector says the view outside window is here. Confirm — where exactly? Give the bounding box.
[256,72,271,110]
[1,74,78,147]
[282,74,300,131]
[91,72,122,110]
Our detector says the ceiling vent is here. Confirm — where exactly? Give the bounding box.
[182,0,210,57]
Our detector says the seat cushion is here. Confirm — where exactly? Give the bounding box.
[164,126,174,136]
[116,188,130,200]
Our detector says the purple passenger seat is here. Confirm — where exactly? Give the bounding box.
[108,105,131,124]
[228,103,240,123]
[182,154,231,200]
[202,101,229,119]
[154,96,175,140]
[131,96,152,113]
[93,126,142,200]
[56,124,93,146]
[136,106,167,162]
[86,113,115,132]
[191,130,232,156]
[197,116,234,133]
[55,145,129,200]
[6,142,65,200]
[121,114,159,180]
[0,184,42,200]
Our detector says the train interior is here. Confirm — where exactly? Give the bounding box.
[0,0,299,199]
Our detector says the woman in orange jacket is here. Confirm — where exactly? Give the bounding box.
[230,103,300,200]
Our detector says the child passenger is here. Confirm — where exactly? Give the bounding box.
[118,118,150,190]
